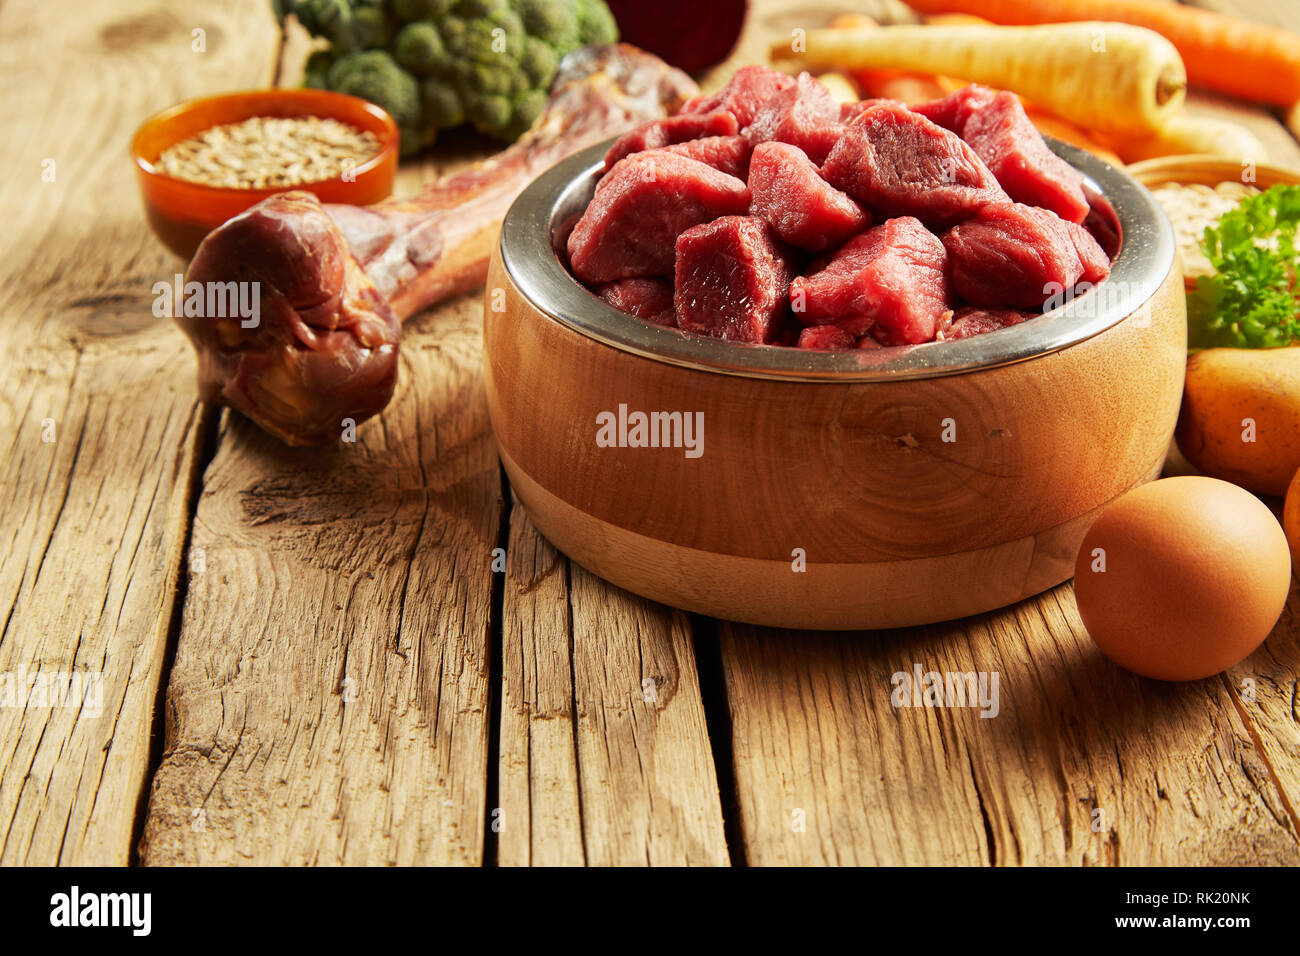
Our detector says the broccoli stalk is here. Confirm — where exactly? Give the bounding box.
[285,0,618,153]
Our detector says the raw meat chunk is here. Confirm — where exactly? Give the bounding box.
[743,72,844,164]
[566,78,1115,353]
[789,216,952,345]
[596,277,676,326]
[658,135,753,178]
[1065,221,1112,284]
[963,98,1090,224]
[674,216,797,343]
[944,305,1030,340]
[940,203,1111,308]
[679,65,797,128]
[1081,187,1122,260]
[569,152,751,283]
[604,110,740,170]
[747,142,870,251]
[917,86,1089,224]
[913,84,996,130]
[797,325,856,350]
[772,326,800,347]
[839,98,892,123]
[821,102,1007,228]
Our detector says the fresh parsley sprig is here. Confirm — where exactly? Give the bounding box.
[1186,183,1300,350]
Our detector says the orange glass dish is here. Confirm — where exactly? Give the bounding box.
[131,88,399,259]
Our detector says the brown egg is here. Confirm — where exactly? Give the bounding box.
[1074,476,1292,681]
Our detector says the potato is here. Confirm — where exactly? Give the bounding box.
[1285,468,1300,568]
[1174,346,1300,497]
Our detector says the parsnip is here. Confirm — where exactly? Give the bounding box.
[815,71,861,104]
[773,22,1186,135]
[1117,115,1267,164]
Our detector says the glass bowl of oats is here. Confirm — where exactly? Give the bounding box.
[132,89,399,258]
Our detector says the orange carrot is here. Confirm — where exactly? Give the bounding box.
[852,68,950,104]
[904,0,1300,106]
[1022,108,1124,166]
[923,13,992,27]
[827,12,878,30]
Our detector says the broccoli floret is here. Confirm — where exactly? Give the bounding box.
[294,0,392,51]
[293,0,353,47]
[302,49,336,88]
[466,93,512,132]
[508,88,548,137]
[390,0,454,21]
[518,35,558,88]
[459,15,515,61]
[420,78,465,128]
[456,0,509,16]
[463,60,519,97]
[327,50,429,154]
[486,7,526,55]
[350,5,394,48]
[393,20,445,75]
[435,10,538,136]
[575,0,616,45]
[295,0,619,150]
[514,0,578,51]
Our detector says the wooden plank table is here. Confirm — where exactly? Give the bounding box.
[1,0,1296,866]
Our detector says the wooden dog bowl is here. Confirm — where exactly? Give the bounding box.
[484,140,1186,629]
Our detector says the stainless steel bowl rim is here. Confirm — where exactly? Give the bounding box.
[498,137,1176,382]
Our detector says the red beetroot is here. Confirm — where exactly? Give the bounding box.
[747,142,870,252]
[790,216,952,345]
[743,72,845,165]
[940,203,1111,309]
[821,102,1008,228]
[674,216,797,344]
[569,152,751,283]
[604,0,747,75]
[595,277,676,326]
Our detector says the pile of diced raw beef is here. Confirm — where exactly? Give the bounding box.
[565,66,1117,350]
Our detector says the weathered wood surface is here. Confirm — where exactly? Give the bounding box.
[722,589,1299,865]
[497,509,728,866]
[135,288,502,865]
[0,0,275,865]
[496,509,584,865]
